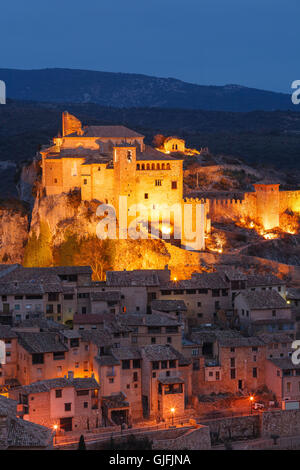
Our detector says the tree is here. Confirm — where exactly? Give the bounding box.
[74,236,116,281]
[78,435,86,450]
[152,134,166,149]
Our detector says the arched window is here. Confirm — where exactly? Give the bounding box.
[156,163,160,170]
[166,163,171,170]
[162,163,165,170]
[146,164,150,170]
[142,164,145,170]
[136,164,140,170]
[151,163,155,170]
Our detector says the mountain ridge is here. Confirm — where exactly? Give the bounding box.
[0,68,296,112]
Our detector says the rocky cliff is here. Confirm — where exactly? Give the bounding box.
[0,200,29,264]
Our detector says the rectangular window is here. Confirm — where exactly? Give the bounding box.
[122,360,130,370]
[53,352,65,361]
[55,389,62,398]
[48,293,59,302]
[32,353,44,365]
[132,359,141,369]
[76,390,89,396]
[144,193,148,199]
[230,368,236,379]
[64,403,71,412]
[64,294,74,300]
[155,180,162,186]
[171,181,177,189]
[253,367,257,378]
[46,304,53,314]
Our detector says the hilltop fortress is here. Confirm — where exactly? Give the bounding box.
[40,112,300,251]
[41,112,210,250]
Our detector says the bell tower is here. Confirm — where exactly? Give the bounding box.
[114,144,137,214]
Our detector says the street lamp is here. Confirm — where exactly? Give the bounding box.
[170,407,175,426]
[53,424,58,445]
[249,396,254,415]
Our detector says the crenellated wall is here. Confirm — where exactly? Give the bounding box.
[208,187,300,231]
[208,192,257,223]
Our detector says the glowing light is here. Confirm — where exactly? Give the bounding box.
[173,277,177,282]
[263,232,278,240]
[53,424,58,430]
[171,407,175,413]
[250,396,254,401]
[161,226,172,235]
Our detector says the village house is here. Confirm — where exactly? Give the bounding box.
[10,375,100,433]
[234,289,294,336]
[265,358,300,405]
[116,313,183,351]
[258,333,293,360]
[139,344,191,422]
[189,329,266,395]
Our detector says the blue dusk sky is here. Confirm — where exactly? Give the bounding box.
[0,0,298,92]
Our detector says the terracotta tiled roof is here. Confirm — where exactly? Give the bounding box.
[117,313,180,327]
[246,274,285,287]
[94,355,120,366]
[287,288,300,300]
[141,344,179,361]
[7,417,53,448]
[268,358,300,370]
[151,300,187,312]
[81,125,144,138]
[112,347,141,361]
[158,376,185,385]
[237,290,288,309]
[106,270,161,287]
[19,377,99,395]
[91,291,121,302]
[0,325,18,339]
[16,332,69,354]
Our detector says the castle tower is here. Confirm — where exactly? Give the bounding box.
[253,182,280,230]
[113,145,138,225]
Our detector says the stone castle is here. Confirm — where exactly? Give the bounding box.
[41,112,210,249]
[41,112,300,250]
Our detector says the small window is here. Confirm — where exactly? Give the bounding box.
[65,403,72,412]
[171,181,177,189]
[55,390,62,398]
[144,193,149,199]
[84,179,87,185]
